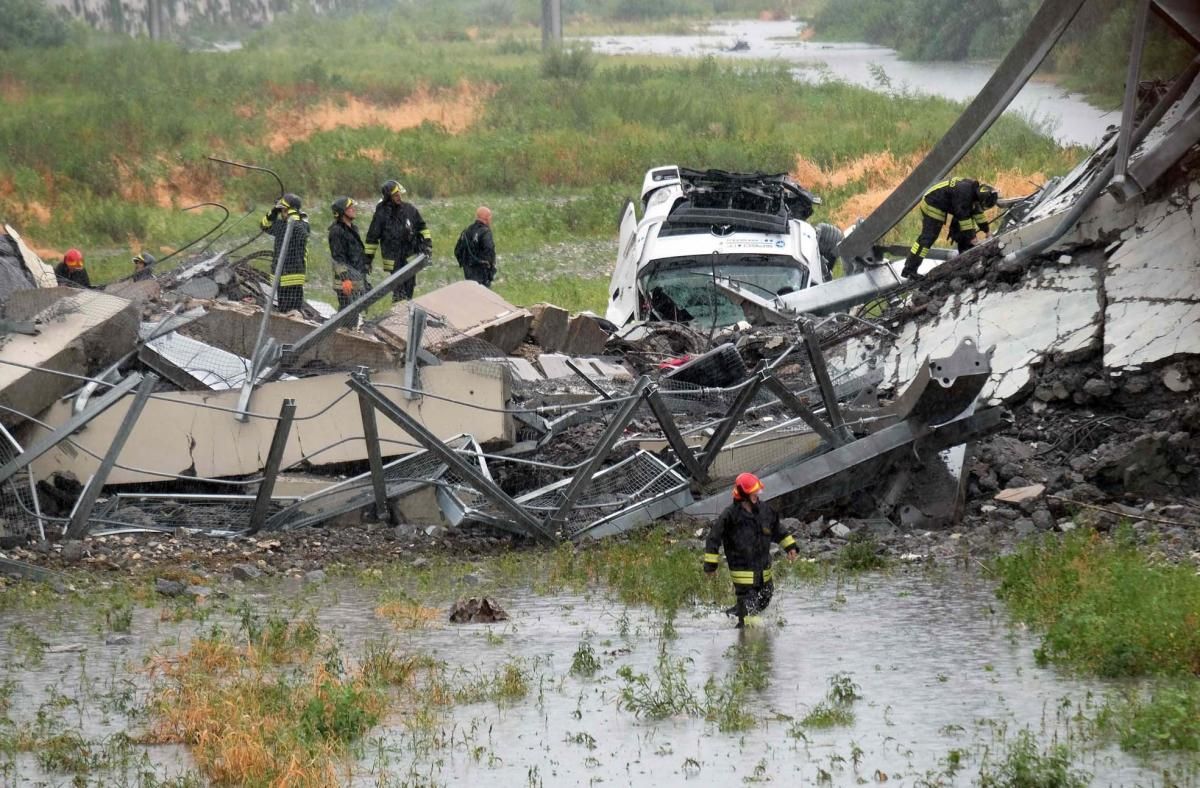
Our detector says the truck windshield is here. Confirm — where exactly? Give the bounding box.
[639,257,807,328]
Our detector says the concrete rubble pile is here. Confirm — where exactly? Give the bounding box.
[2,10,1199,576]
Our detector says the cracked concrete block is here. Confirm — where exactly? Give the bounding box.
[30,363,511,485]
[377,281,533,354]
[179,301,396,371]
[0,288,139,428]
[561,314,610,356]
[1103,195,1200,369]
[838,260,1103,403]
[529,303,569,352]
[538,353,573,379]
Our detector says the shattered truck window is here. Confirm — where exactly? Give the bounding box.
[640,256,806,327]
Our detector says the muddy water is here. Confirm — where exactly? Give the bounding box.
[581,19,1111,147]
[6,570,1191,785]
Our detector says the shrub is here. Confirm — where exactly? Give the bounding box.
[0,0,69,50]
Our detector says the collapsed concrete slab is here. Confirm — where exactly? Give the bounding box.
[376,281,532,355]
[0,288,138,428]
[835,258,1104,403]
[178,301,396,370]
[3,224,56,290]
[1103,180,1200,369]
[529,303,570,352]
[27,362,511,485]
[561,313,610,355]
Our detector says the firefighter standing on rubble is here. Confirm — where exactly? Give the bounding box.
[704,473,800,628]
[328,197,371,310]
[364,180,431,302]
[902,178,999,280]
[54,248,91,288]
[260,193,310,312]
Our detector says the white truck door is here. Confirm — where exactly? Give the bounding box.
[605,200,642,326]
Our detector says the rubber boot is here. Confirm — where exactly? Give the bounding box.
[901,253,925,281]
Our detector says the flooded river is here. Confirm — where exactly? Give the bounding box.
[2,569,1193,786]
[580,19,1111,147]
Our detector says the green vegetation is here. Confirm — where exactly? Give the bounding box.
[0,5,1078,312]
[993,527,1200,677]
[812,0,1193,108]
[0,0,70,50]
[977,728,1090,788]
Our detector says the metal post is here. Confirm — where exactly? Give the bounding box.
[546,376,650,529]
[799,322,848,439]
[346,373,552,541]
[236,216,295,422]
[1114,0,1152,187]
[0,373,144,486]
[64,374,159,540]
[283,254,430,363]
[698,374,763,469]
[565,358,614,400]
[403,306,428,400]
[760,372,845,447]
[355,368,391,523]
[248,398,296,533]
[542,0,562,49]
[644,387,707,482]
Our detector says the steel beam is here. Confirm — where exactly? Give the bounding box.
[1114,0,1153,187]
[1153,0,1200,49]
[836,0,1089,265]
[346,373,553,542]
[545,377,650,530]
[403,305,428,400]
[644,387,707,482]
[0,373,143,486]
[799,321,848,439]
[760,372,844,447]
[356,369,391,523]
[248,398,296,533]
[284,254,430,363]
[65,374,159,540]
[699,374,763,469]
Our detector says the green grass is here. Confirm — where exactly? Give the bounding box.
[993,527,1200,677]
[0,8,1080,313]
[977,729,1090,788]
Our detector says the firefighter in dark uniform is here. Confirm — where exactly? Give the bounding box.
[328,196,371,310]
[454,205,496,287]
[54,248,91,288]
[902,178,999,280]
[704,472,800,628]
[364,180,431,302]
[260,192,309,312]
[132,252,156,282]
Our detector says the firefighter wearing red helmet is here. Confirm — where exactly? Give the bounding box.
[54,248,92,289]
[703,472,799,628]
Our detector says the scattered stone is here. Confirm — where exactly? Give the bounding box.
[449,596,509,623]
[60,540,84,563]
[829,523,852,539]
[1082,378,1112,398]
[155,578,187,597]
[230,563,263,581]
[185,584,211,599]
[1013,518,1037,537]
[994,484,1045,504]
[1162,365,1193,393]
[105,635,135,646]
[303,569,327,584]
[412,557,430,569]
[1031,509,1056,531]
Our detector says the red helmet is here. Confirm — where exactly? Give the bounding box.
[64,248,84,268]
[733,472,764,500]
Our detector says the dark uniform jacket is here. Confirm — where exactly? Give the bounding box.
[364,200,431,273]
[328,220,370,282]
[921,178,991,235]
[53,262,91,288]
[704,501,798,586]
[454,220,495,270]
[260,208,310,288]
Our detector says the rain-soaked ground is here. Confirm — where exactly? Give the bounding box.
[579,19,1112,147]
[2,568,1196,786]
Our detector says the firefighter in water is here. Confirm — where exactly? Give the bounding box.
[260,192,310,312]
[54,248,91,288]
[902,178,999,280]
[328,196,371,310]
[364,180,431,302]
[704,472,800,628]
